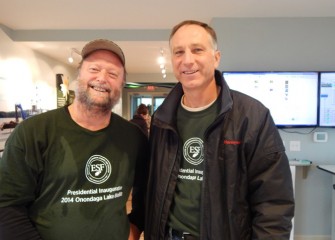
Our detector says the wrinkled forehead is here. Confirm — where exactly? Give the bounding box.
[169,24,216,50]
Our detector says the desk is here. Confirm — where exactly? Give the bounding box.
[289,159,312,178]
[0,128,12,156]
[288,160,312,240]
[317,165,335,240]
[0,137,6,151]
[0,139,5,158]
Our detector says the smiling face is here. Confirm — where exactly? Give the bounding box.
[76,50,125,112]
[170,24,220,92]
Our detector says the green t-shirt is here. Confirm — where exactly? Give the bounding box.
[0,107,148,240]
[168,99,219,236]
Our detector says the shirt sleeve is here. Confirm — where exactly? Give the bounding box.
[0,206,42,240]
[0,125,42,239]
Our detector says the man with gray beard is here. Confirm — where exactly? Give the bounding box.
[0,39,148,240]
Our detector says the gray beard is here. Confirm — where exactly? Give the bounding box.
[76,86,120,114]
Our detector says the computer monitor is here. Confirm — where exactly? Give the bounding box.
[223,71,319,128]
[318,72,335,127]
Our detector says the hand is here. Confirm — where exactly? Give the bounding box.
[128,223,141,240]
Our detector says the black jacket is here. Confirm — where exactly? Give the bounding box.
[145,70,294,240]
[130,114,149,138]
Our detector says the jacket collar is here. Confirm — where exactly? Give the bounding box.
[154,70,233,126]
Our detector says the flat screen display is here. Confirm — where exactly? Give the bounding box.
[223,72,319,128]
[318,72,335,127]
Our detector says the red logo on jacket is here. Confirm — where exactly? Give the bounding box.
[224,140,241,145]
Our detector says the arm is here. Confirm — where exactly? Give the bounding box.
[0,206,42,240]
[128,135,150,237]
[128,223,141,240]
[0,125,42,239]
[247,112,295,239]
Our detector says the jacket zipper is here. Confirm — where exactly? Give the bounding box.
[156,128,180,239]
[199,114,227,239]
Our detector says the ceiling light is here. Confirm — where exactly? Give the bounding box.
[157,56,165,65]
[68,48,80,63]
[158,48,168,80]
[68,56,73,63]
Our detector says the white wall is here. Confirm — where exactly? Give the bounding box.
[0,30,76,112]
[212,17,335,72]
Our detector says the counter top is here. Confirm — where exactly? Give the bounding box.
[289,159,312,166]
[317,165,335,175]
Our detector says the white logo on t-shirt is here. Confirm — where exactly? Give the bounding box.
[85,155,112,184]
[183,137,204,165]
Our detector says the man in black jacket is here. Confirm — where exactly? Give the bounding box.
[145,20,294,240]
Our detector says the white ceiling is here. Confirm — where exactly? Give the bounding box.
[1,0,335,75]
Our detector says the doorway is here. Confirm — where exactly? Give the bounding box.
[130,94,166,118]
